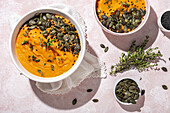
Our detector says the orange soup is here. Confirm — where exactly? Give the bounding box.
[15,13,81,78]
[96,0,146,33]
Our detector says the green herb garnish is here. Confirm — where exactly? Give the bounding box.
[37,69,44,76]
[110,36,163,75]
[23,31,28,36]
[39,37,43,46]
[121,1,130,7]
[43,38,56,48]
[30,43,33,50]
[21,40,28,45]
[35,59,40,62]
[44,63,46,66]
[51,65,54,71]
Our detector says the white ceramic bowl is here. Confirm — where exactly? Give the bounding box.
[93,0,150,36]
[158,10,170,33]
[113,77,141,105]
[9,7,86,83]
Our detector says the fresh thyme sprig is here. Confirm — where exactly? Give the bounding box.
[110,36,163,75]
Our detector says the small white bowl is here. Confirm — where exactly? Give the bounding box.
[9,6,86,83]
[93,0,150,36]
[113,77,141,105]
[158,10,170,33]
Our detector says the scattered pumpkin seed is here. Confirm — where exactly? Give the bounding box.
[141,89,145,96]
[92,99,99,103]
[100,44,105,48]
[161,67,168,72]
[104,47,109,52]
[72,98,77,105]
[87,89,93,92]
[162,85,168,90]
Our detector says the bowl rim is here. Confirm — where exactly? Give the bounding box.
[9,7,86,83]
[157,10,170,33]
[93,0,151,36]
[113,77,141,105]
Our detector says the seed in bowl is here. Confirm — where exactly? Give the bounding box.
[15,13,81,78]
[115,78,140,104]
[96,0,146,33]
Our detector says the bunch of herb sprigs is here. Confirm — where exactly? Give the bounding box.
[110,36,163,75]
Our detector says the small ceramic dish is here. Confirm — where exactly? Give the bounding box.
[113,77,141,105]
[93,0,150,36]
[9,6,86,83]
[157,10,170,33]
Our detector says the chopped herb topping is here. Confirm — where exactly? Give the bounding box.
[21,40,28,45]
[47,59,52,62]
[30,43,33,50]
[37,69,44,76]
[32,55,36,61]
[51,65,54,71]
[44,63,46,66]
[28,55,31,58]
[39,37,43,46]
[35,59,40,62]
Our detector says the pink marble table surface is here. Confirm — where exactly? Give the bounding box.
[0,0,170,113]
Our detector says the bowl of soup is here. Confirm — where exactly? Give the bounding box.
[94,0,150,35]
[10,7,86,83]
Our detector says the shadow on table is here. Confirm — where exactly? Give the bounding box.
[103,6,159,51]
[119,95,145,112]
[161,31,170,39]
[30,77,101,110]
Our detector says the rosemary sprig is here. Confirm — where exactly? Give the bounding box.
[110,36,163,75]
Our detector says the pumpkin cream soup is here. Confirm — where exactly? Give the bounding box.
[15,13,81,78]
[96,0,146,33]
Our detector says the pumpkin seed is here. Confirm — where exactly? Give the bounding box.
[141,89,145,95]
[104,47,109,52]
[161,67,168,72]
[29,20,36,25]
[162,85,168,90]
[30,25,36,29]
[87,89,93,92]
[45,21,51,28]
[92,99,99,103]
[46,13,52,20]
[101,15,108,19]
[100,44,105,48]
[72,98,77,105]
[50,30,56,35]
[43,15,47,21]
[39,26,45,31]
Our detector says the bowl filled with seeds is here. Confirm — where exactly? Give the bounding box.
[113,77,141,105]
[94,0,150,35]
[10,6,86,83]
